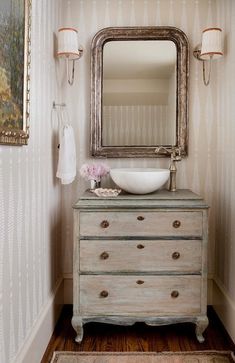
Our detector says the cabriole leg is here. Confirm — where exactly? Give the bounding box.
[195,316,209,343]
[71,316,84,343]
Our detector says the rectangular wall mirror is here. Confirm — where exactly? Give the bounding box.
[91,27,189,158]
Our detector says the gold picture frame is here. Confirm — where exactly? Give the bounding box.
[0,0,31,146]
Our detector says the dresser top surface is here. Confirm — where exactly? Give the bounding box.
[74,189,208,210]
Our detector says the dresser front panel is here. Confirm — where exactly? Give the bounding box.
[80,275,201,315]
[80,240,202,273]
[73,190,208,343]
[79,211,203,237]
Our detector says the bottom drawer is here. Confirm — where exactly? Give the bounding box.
[80,275,201,315]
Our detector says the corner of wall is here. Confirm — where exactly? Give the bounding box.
[212,277,235,343]
[13,277,64,363]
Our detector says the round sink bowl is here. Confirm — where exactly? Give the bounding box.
[110,168,170,195]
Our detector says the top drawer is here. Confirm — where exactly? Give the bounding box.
[79,211,203,237]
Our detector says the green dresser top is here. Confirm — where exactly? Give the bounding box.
[74,189,208,210]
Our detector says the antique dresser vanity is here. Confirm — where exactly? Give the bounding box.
[72,190,209,343]
[72,25,208,343]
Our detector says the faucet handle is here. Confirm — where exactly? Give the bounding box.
[155,145,182,161]
[155,146,171,155]
[171,146,182,161]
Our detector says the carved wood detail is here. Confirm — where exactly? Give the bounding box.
[90,26,189,158]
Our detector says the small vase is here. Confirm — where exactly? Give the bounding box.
[90,180,101,190]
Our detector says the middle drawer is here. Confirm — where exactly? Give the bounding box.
[80,240,202,273]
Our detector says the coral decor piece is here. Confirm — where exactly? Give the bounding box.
[91,188,121,197]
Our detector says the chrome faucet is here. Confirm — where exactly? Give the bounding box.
[155,146,182,192]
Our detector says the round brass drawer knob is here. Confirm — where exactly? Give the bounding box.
[100,251,109,260]
[100,220,109,228]
[172,251,180,260]
[171,290,179,298]
[100,290,109,298]
[137,244,145,249]
[173,220,181,228]
[137,216,145,221]
[136,280,144,285]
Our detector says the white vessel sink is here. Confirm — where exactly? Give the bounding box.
[110,168,170,195]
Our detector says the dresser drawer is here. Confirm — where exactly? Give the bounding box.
[80,275,201,315]
[80,240,202,273]
[79,211,203,237]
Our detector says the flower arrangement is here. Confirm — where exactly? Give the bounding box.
[80,162,110,188]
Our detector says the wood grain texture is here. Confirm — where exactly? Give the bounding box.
[80,240,202,273]
[73,190,208,344]
[41,305,235,363]
[80,211,203,237]
[80,275,201,315]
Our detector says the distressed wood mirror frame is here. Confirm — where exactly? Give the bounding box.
[0,0,31,146]
[91,26,189,158]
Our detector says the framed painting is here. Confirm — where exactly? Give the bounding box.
[0,0,31,146]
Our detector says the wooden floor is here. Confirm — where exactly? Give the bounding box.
[41,305,235,363]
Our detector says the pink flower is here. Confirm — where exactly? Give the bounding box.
[80,163,110,182]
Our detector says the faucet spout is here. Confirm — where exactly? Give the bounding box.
[155,146,182,192]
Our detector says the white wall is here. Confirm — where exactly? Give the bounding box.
[0,0,63,362]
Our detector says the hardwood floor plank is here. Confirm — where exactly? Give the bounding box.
[41,305,235,363]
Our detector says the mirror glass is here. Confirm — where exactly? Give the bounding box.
[102,40,177,147]
[91,27,188,158]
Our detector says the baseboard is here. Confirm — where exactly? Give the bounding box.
[212,277,235,343]
[64,273,73,304]
[63,275,214,305]
[207,274,213,305]
[13,277,64,363]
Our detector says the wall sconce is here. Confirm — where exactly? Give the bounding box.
[57,27,83,86]
[193,27,223,86]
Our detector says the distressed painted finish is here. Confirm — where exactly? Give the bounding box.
[80,240,202,273]
[80,211,203,237]
[90,27,189,158]
[72,190,208,343]
[80,275,201,315]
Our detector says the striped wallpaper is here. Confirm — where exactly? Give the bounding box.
[61,0,235,318]
[0,0,62,362]
[0,0,235,361]
[215,0,235,299]
[103,105,175,146]
[61,0,221,279]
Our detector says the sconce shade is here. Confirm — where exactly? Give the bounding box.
[57,27,81,60]
[200,27,223,60]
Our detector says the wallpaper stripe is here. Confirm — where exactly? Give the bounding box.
[60,0,224,281]
[103,105,173,146]
[215,0,235,300]
[0,0,62,362]
[1,2,233,361]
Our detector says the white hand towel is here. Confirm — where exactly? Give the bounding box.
[56,125,76,185]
